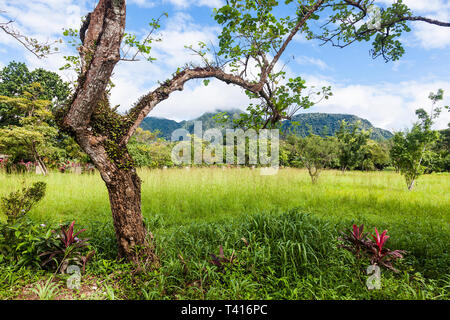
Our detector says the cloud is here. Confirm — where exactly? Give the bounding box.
[128,0,156,8]
[378,0,450,49]
[149,79,251,121]
[163,0,223,9]
[0,0,92,39]
[305,76,450,131]
[379,0,450,13]
[149,12,220,69]
[295,56,331,71]
[128,0,224,9]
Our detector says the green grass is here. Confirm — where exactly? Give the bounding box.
[0,168,449,300]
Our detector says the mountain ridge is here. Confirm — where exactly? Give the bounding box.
[140,111,393,141]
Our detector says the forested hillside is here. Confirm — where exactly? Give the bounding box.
[141,111,393,140]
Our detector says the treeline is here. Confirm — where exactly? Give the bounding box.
[127,122,449,173]
[0,62,448,186]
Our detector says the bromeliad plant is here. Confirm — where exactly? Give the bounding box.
[39,220,95,274]
[339,224,405,272]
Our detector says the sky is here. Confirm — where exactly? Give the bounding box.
[0,0,450,131]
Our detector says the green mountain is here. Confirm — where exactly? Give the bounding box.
[283,113,393,140]
[140,111,393,140]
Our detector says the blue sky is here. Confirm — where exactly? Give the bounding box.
[1,0,450,131]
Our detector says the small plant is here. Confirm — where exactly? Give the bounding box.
[0,181,46,224]
[0,182,51,266]
[339,224,405,272]
[30,276,60,300]
[39,220,95,274]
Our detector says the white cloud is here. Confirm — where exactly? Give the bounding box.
[150,12,220,68]
[149,79,250,121]
[128,0,156,8]
[295,56,331,71]
[379,0,450,13]
[128,0,223,9]
[0,0,92,39]
[413,12,450,49]
[378,0,450,49]
[163,0,223,9]
[307,77,450,131]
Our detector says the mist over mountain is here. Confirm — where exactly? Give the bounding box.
[141,111,393,141]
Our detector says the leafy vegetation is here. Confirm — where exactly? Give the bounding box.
[391,89,448,190]
[0,168,448,299]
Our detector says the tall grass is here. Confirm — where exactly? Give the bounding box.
[0,168,448,227]
[0,168,448,299]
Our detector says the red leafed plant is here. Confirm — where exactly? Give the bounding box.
[39,220,95,273]
[60,221,86,248]
[339,224,405,272]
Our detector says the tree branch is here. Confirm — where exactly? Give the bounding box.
[63,0,126,132]
[121,66,266,145]
[266,0,325,77]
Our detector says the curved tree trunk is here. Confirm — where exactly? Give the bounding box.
[104,165,150,262]
[75,131,157,264]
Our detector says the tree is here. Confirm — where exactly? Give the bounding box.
[0,84,59,175]
[289,134,338,183]
[55,0,449,263]
[0,61,71,127]
[359,140,391,171]
[336,120,371,172]
[390,89,446,190]
[128,128,173,168]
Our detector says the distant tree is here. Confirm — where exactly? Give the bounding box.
[128,128,173,168]
[360,140,391,171]
[390,89,446,190]
[0,84,59,174]
[336,120,371,172]
[0,62,71,127]
[430,129,450,172]
[289,134,338,183]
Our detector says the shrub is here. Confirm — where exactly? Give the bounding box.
[0,181,50,267]
[338,224,405,272]
[0,218,55,267]
[39,220,95,273]
[0,181,46,224]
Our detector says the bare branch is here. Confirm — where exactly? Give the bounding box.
[0,19,59,59]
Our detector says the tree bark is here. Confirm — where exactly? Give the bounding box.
[407,178,415,191]
[105,164,154,263]
[71,126,156,263]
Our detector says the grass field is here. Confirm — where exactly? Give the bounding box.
[0,168,449,299]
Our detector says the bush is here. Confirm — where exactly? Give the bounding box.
[0,181,49,267]
[0,181,46,224]
[0,218,55,267]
